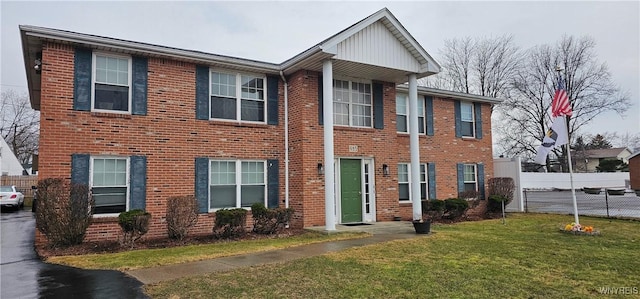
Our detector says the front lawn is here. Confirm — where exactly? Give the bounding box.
[46,231,368,271]
[146,214,640,298]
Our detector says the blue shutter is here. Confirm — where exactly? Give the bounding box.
[456,163,464,195]
[373,83,384,129]
[73,48,92,111]
[318,75,324,125]
[474,102,483,139]
[71,154,90,185]
[267,75,279,125]
[427,162,436,200]
[129,156,147,210]
[267,159,279,209]
[195,157,209,213]
[425,96,434,136]
[477,163,485,200]
[454,100,462,138]
[131,57,148,115]
[195,65,210,120]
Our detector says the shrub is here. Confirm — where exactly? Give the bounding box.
[487,177,515,213]
[421,199,445,221]
[118,209,151,248]
[35,178,93,247]
[213,208,247,238]
[251,203,294,234]
[166,195,199,241]
[443,198,469,219]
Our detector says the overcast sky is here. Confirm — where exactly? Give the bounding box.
[1,1,638,142]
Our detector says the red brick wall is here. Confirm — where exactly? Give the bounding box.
[37,42,284,243]
[37,42,495,243]
[630,155,640,190]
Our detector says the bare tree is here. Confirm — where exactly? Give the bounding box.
[498,35,630,169]
[420,35,520,99]
[1,90,40,166]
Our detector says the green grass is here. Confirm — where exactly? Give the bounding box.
[47,231,369,271]
[145,214,640,299]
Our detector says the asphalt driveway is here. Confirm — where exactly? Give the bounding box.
[1,208,147,298]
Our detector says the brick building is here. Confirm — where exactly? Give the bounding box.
[21,8,501,243]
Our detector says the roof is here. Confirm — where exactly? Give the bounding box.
[19,7,454,109]
[579,147,632,159]
[396,85,503,104]
[628,151,640,160]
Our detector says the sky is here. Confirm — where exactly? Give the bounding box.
[1,1,639,144]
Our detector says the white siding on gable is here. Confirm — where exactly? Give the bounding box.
[1,138,25,176]
[335,21,422,73]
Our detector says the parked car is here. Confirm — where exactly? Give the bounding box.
[0,185,25,210]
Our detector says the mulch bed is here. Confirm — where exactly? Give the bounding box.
[36,229,307,260]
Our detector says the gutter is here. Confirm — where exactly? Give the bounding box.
[279,71,289,209]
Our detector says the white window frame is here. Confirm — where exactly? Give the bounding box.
[398,163,427,203]
[463,164,478,192]
[91,52,132,114]
[460,102,475,138]
[209,69,267,123]
[208,159,267,211]
[333,78,373,128]
[396,94,426,134]
[89,156,130,217]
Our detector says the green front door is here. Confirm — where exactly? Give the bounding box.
[340,159,362,223]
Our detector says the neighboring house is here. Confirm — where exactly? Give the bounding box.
[629,151,640,190]
[21,8,501,243]
[573,147,632,172]
[1,137,26,176]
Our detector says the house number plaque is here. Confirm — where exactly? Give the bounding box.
[349,145,358,152]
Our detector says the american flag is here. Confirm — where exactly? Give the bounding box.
[551,77,572,117]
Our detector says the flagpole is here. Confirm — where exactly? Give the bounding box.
[565,116,580,225]
[556,66,580,225]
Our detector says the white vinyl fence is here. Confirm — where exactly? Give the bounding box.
[493,157,631,212]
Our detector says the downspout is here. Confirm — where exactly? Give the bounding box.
[279,71,289,209]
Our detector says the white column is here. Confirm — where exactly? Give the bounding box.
[322,60,336,231]
[408,74,422,221]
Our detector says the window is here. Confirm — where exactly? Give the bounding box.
[398,163,427,202]
[460,102,475,137]
[396,94,425,133]
[333,79,372,127]
[463,164,477,192]
[209,160,266,209]
[91,157,128,214]
[210,71,265,122]
[92,53,131,112]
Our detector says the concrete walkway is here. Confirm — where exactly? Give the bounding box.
[127,221,424,284]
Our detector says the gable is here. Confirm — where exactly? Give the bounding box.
[335,21,422,73]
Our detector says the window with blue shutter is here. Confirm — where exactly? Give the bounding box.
[455,100,482,139]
